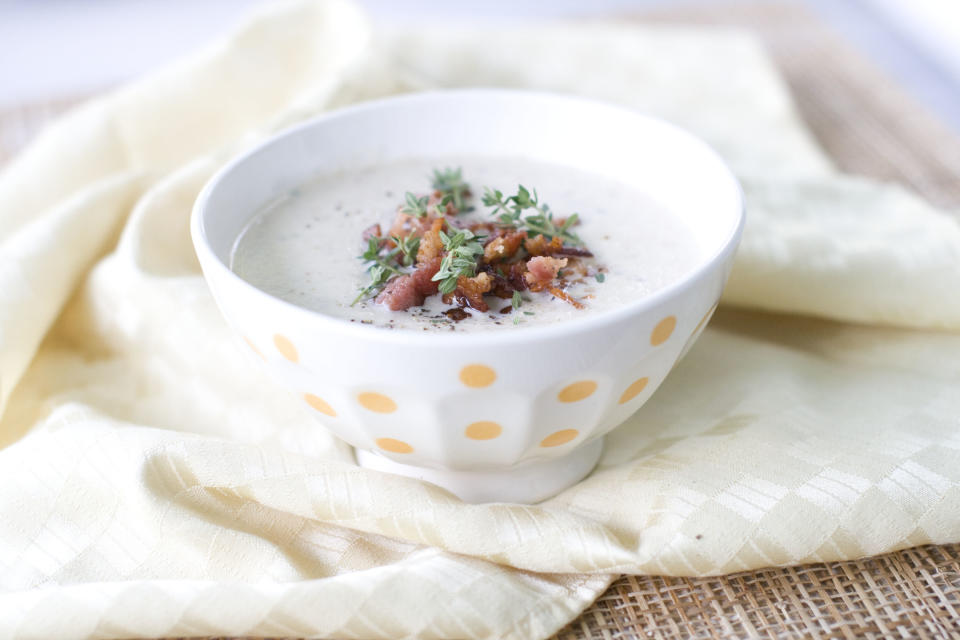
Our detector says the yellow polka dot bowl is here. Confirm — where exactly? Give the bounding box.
[191,90,744,503]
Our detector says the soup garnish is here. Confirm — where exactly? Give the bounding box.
[353,168,602,323]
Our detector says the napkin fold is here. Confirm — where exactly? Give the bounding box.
[1,1,959,639]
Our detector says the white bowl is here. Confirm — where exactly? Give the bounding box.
[191,90,744,503]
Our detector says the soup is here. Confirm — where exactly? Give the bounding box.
[231,156,700,331]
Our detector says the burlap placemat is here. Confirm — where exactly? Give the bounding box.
[2,2,958,638]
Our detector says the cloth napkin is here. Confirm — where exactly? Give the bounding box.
[2,1,959,638]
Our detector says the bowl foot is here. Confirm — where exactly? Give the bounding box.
[355,438,604,504]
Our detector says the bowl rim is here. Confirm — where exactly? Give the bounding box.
[191,88,746,347]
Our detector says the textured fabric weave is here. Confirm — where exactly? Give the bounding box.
[1,2,959,638]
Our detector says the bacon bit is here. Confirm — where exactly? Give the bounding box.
[506,262,529,292]
[361,223,382,241]
[388,210,433,239]
[375,257,441,311]
[446,272,493,311]
[444,307,472,322]
[524,256,568,290]
[483,231,526,263]
[483,266,516,299]
[524,235,564,256]
[553,246,594,258]
[548,286,585,309]
[524,234,548,256]
[417,219,445,264]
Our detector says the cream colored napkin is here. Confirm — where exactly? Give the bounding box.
[2,1,959,639]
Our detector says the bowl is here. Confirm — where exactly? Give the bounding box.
[191,89,744,503]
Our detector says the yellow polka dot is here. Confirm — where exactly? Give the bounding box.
[376,437,413,454]
[358,392,397,414]
[243,336,264,360]
[557,380,597,403]
[273,334,298,362]
[540,429,579,447]
[465,421,503,440]
[304,393,336,417]
[459,364,496,388]
[651,316,677,346]
[618,377,649,404]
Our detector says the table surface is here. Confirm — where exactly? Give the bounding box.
[2,1,959,639]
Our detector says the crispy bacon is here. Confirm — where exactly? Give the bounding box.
[506,262,529,292]
[446,272,493,311]
[548,286,585,309]
[553,246,594,258]
[388,210,433,240]
[524,235,564,257]
[483,265,517,298]
[417,219,445,264]
[375,257,442,311]
[483,231,526,263]
[524,256,568,290]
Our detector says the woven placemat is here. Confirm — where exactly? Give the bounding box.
[559,544,960,639]
[2,2,959,639]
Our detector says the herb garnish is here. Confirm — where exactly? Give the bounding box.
[356,167,596,317]
[511,290,524,324]
[392,235,421,266]
[432,228,485,295]
[481,185,582,245]
[400,192,430,218]
[432,167,469,211]
[352,237,404,305]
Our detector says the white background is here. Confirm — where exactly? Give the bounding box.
[1,0,959,132]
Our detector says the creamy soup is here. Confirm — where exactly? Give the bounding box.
[231,156,700,331]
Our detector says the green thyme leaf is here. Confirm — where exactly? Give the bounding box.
[431,167,469,211]
[511,290,522,310]
[361,237,381,261]
[352,237,404,305]
[482,184,582,245]
[392,235,421,267]
[400,191,430,218]
[432,228,485,295]
[595,272,605,283]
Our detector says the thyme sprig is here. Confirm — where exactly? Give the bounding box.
[401,191,454,219]
[481,185,582,246]
[392,234,421,267]
[400,192,430,218]
[352,237,404,305]
[432,167,469,211]
[432,228,485,295]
